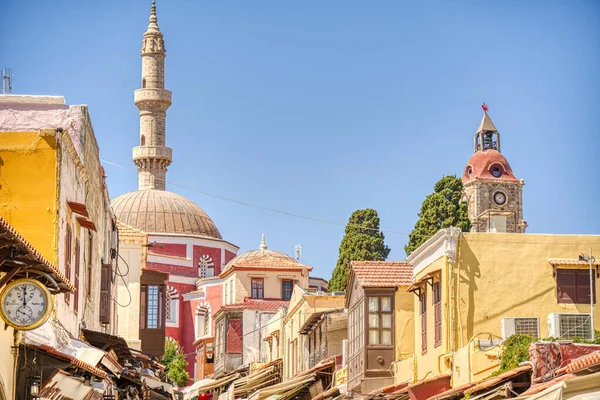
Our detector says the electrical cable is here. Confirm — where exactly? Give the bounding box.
[112,253,133,308]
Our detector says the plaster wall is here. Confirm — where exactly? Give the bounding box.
[413,256,448,380]
[116,240,145,350]
[231,270,308,302]
[242,310,277,366]
[457,233,600,342]
[0,131,58,260]
[394,286,415,362]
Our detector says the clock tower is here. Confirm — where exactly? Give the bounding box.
[461,104,527,233]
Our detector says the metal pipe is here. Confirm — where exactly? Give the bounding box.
[24,269,61,292]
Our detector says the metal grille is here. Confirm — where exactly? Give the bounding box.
[514,318,539,337]
[559,314,592,339]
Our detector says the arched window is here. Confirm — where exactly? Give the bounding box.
[199,255,215,278]
[195,304,211,339]
[165,286,179,326]
[142,78,146,88]
[141,135,145,146]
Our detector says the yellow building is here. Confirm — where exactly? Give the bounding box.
[281,285,347,379]
[0,96,119,338]
[407,228,600,385]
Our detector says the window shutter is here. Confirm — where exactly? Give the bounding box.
[576,270,595,304]
[74,239,80,313]
[226,319,243,354]
[421,293,427,353]
[557,270,577,303]
[99,263,111,324]
[65,225,72,304]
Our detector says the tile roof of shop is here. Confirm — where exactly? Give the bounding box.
[219,297,289,311]
[465,365,531,395]
[351,261,413,287]
[0,215,74,292]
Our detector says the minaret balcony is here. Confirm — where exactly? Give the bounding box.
[133,146,172,162]
[134,88,172,107]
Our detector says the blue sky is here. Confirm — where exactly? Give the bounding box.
[2,1,599,280]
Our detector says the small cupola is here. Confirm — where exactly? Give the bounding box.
[474,103,501,153]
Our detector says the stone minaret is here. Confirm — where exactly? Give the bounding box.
[132,0,172,191]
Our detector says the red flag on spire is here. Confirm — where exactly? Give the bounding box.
[482,102,489,113]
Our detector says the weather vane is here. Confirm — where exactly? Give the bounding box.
[481,102,489,113]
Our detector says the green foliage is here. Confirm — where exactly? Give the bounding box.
[161,338,190,387]
[328,208,391,292]
[491,334,535,376]
[405,176,470,256]
[491,331,600,377]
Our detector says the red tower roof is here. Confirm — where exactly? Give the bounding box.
[462,149,519,183]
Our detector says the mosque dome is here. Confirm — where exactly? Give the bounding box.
[462,149,519,183]
[111,189,222,239]
[222,234,301,274]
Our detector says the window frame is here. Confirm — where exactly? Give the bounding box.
[556,268,596,304]
[87,232,93,299]
[74,238,80,314]
[281,279,293,300]
[251,278,264,299]
[65,224,72,304]
[366,295,394,347]
[433,280,442,347]
[420,290,427,354]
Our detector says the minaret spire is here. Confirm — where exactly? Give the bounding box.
[132,0,172,190]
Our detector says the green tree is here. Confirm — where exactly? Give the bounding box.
[161,338,190,387]
[405,175,470,256]
[328,208,391,292]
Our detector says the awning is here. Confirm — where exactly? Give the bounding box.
[0,215,74,293]
[182,373,239,400]
[299,309,345,335]
[231,359,282,398]
[519,371,600,400]
[21,320,110,379]
[38,370,105,400]
[251,358,336,400]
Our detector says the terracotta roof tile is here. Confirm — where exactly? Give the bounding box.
[517,374,576,397]
[117,221,147,237]
[427,381,477,400]
[566,350,600,374]
[0,216,74,293]
[351,261,413,287]
[34,344,108,379]
[220,297,289,312]
[548,258,600,266]
[465,365,531,395]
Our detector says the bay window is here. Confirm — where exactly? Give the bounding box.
[367,296,393,346]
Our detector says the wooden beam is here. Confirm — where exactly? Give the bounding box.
[0,265,22,288]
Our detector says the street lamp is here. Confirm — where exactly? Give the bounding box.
[30,375,41,399]
[578,248,596,340]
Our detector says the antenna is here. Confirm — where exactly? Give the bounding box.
[294,244,303,261]
[2,68,12,94]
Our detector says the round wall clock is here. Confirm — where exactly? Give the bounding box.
[493,191,507,206]
[0,278,53,330]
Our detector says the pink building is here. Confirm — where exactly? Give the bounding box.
[111,1,238,382]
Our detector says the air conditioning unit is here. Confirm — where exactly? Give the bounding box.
[547,313,593,340]
[501,317,540,339]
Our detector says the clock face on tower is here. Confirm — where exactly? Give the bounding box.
[493,191,507,206]
[0,278,53,330]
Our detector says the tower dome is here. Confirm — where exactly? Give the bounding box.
[221,234,301,274]
[112,189,222,238]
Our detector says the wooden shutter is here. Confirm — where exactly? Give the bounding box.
[140,285,147,330]
[74,239,80,313]
[226,319,243,354]
[557,270,577,303]
[434,282,442,347]
[421,292,427,353]
[65,225,72,304]
[575,270,596,304]
[99,263,111,324]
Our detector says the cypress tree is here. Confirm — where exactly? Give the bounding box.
[328,208,390,292]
